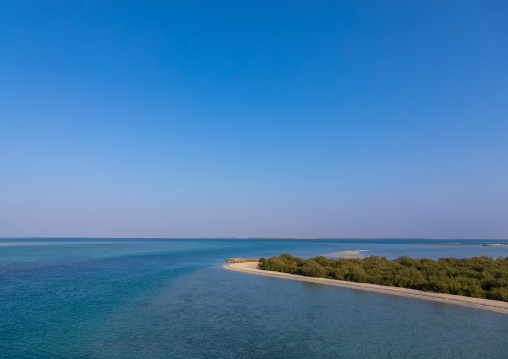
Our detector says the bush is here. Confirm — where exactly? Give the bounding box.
[259,254,508,302]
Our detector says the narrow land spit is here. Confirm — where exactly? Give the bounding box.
[224,261,508,315]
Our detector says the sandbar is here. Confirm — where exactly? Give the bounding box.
[224,262,508,315]
[326,250,370,258]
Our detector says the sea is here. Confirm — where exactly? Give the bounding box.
[1,238,507,359]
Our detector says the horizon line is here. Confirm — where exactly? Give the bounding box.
[1,236,507,240]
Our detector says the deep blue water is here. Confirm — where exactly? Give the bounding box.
[1,238,507,358]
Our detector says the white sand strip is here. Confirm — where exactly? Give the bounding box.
[326,250,370,258]
[224,262,508,315]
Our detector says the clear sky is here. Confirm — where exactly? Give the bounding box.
[1,1,507,238]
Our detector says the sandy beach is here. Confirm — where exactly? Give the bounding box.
[224,262,508,315]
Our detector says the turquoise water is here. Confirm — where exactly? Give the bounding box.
[1,238,507,358]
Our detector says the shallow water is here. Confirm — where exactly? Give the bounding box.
[1,238,507,358]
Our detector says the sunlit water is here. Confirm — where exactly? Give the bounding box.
[1,238,507,358]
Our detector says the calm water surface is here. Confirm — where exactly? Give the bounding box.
[1,238,507,358]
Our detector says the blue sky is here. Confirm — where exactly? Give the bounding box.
[1,1,507,238]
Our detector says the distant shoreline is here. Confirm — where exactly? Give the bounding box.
[407,242,508,246]
[224,262,508,315]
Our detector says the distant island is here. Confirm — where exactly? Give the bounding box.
[257,254,508,302]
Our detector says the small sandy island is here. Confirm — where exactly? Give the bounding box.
[325,250,370,258]
[224,261,508,315]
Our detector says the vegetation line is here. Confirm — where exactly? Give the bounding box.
[259,254,508,302]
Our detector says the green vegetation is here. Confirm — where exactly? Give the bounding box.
[259,254,508,302]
